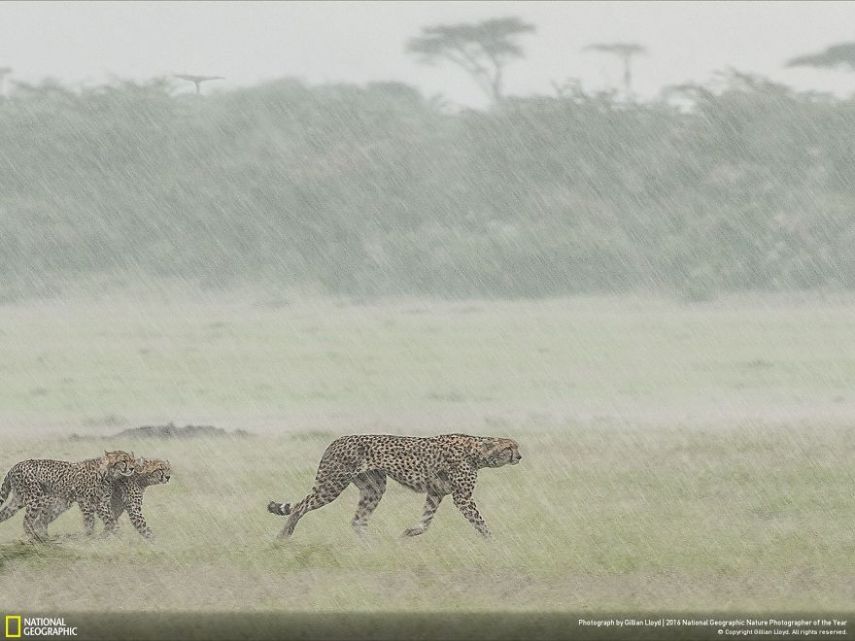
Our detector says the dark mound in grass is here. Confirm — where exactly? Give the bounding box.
[70,423,252,440]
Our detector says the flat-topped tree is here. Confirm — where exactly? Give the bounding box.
[173,73,224,95]
[406,16,535,104]
[787,43,855,72]
[583,42,647,96]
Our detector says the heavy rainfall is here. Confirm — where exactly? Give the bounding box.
[0,1,852,636]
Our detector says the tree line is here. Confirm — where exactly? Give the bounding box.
[1,22,855,301]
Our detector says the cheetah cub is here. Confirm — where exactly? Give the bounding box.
[110,457,172,538]
[0,450,136,541]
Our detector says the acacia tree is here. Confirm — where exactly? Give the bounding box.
[406,17,535,103]
[787,42,855,72]
[173,74,225,95]
[583,42,647,96]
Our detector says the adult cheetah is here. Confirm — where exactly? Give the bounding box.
[267,434,521,539]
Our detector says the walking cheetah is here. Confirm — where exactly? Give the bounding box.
[110,457,172,538]
[267,434,521,539]
[0,451,136,541]
[37,456,173,539]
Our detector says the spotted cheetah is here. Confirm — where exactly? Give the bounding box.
[110,457,172,538]
[37,456,173,539]
[267,434,521,539]
[0,451,136,541]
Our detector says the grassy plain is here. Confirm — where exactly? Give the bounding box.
[0,288,853,612]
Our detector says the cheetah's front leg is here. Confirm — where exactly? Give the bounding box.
[80,504,96,536]
[403,493,443,537]
[96,495,119,536]
[123,486,152,538]
[449,469,491,538]
[452,491,491,538]
[126,503,152,538]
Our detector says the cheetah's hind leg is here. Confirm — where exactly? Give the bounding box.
[351,471,386,534]
[267,501,291,516]
[0,490,23,524]
[403,492,443,537]
[22,499,52,543]
[277,477,351,539]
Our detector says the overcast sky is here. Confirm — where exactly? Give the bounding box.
[1,1,854,106]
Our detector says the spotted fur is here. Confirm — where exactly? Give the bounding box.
[267,434,521,539]
[0,451,136,541]
[110,458,172,538]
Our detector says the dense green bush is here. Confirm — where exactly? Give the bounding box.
[1,73,853,299]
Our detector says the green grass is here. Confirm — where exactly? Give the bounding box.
[0,290,853,612]
[0,427,852,611]
[3,290,855,432]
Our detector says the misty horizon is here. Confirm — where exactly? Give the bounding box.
[2,2,855,107]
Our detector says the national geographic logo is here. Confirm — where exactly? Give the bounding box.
[4,616,78,638]
[4,616,21,639]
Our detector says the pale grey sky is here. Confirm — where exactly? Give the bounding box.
[1,1,854,106]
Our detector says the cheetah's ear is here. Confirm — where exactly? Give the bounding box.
[104,450,109,458]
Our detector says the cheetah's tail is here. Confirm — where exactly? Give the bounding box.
[267,500,291,516]
[0,471,10,506]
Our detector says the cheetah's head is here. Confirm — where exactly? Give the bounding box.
[103,450,137,478]
[478,438,522,468]
[136,458,172,485]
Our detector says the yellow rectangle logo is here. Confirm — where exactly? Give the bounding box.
[5,615,22,638]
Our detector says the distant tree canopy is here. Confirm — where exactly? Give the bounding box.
[1,70,854,302]
[406,17,535,102]
[787,42,855,72]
